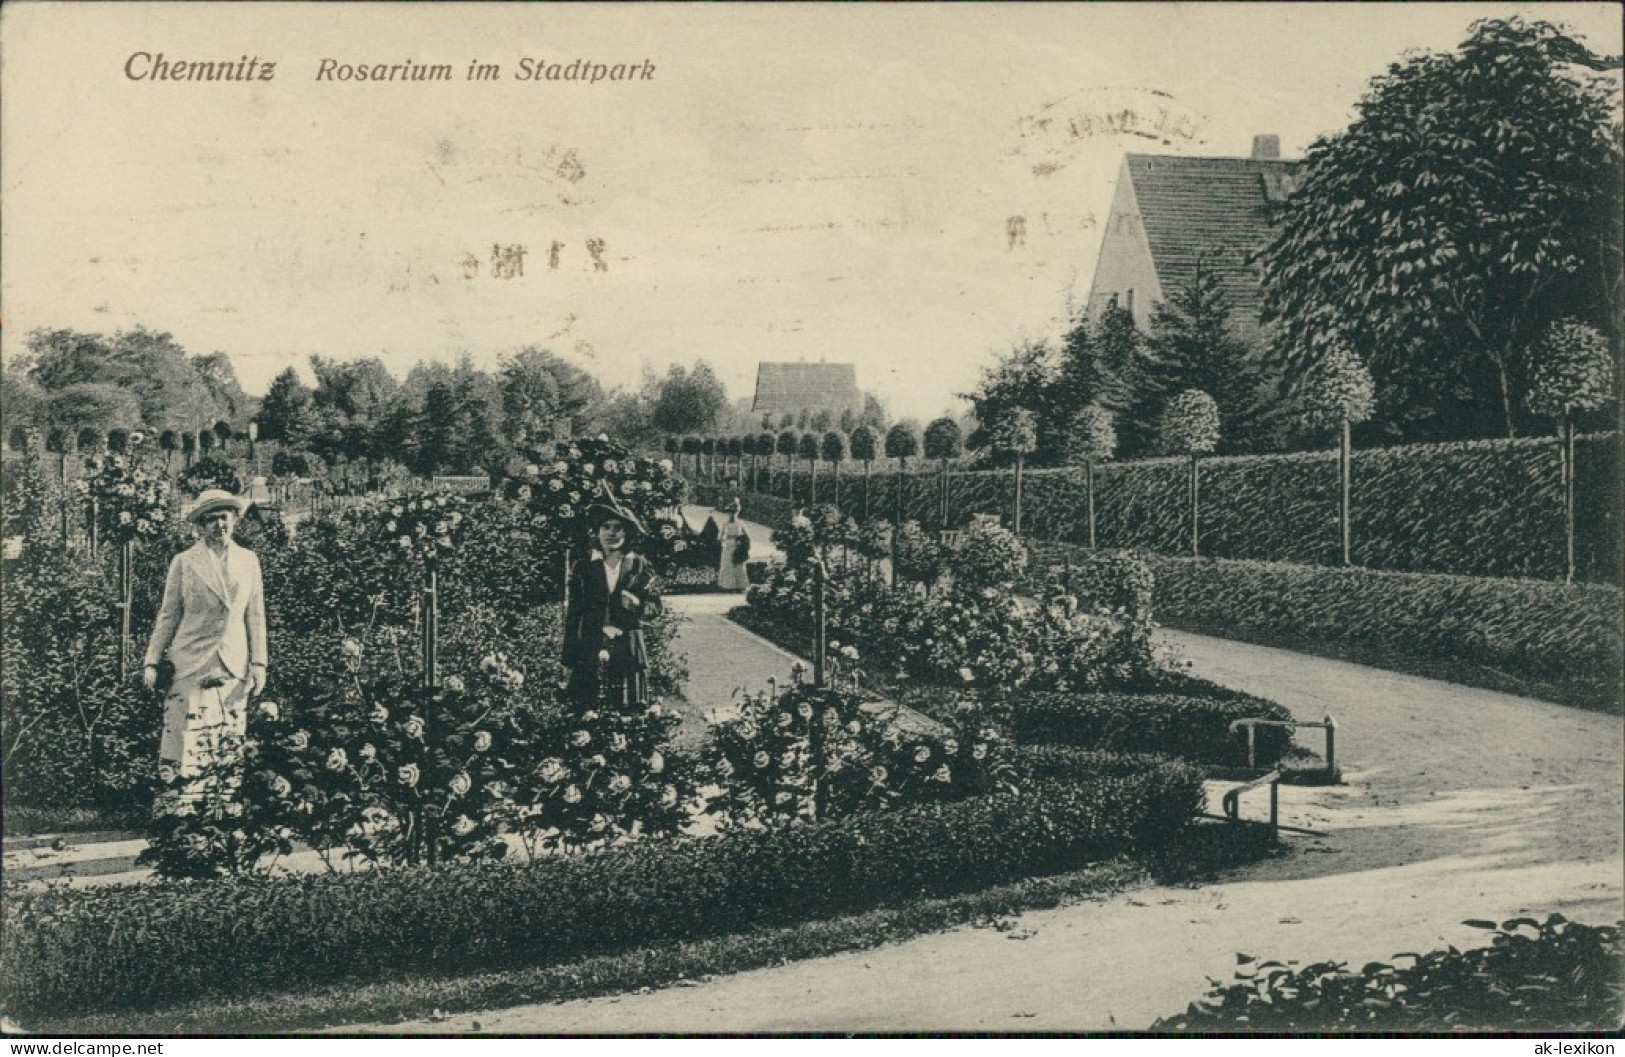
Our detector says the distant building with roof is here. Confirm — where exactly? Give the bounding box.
[751,361,862,416]
[1086,135,1303,334]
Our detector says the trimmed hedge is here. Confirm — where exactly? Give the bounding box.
[1146,555,1624,713]
[1,761,1201,1018]
[999,690,1295,768]
[728,434,1621,584]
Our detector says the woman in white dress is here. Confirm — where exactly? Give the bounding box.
[715,497,750,592]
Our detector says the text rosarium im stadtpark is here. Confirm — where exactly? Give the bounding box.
[123,54,658,84]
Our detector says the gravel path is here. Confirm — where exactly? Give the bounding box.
[360,627,1623,1033]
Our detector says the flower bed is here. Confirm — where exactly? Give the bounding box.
[744,515,1157,693]
[1145,555,1624,713]
[2,756,1201,1019]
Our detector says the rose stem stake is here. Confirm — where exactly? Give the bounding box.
[421,545,440,865]
[118,539,134,681]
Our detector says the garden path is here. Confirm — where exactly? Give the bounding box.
[365,631,1623,1033]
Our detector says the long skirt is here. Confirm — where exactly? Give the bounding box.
[156,660,249,810]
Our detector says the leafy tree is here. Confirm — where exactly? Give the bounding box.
[22,327,233,431]
[1260,16,1624,440]
[650,361,729,436]
[498,345,603,447]
[1528,319,1615,582]
[255,367,316,447]
[1162,390,1221,556]
[1302,344,1378,566]
[797,432,820,503]
[923,417,963,529]
[884,421,920,468]
[809,408,834,433]
[1145,250,1283,452]
[966,340,1055,461]
[821,430,847,507]
[192,352,253,425]
[776,429,799,500]
[43,383,141,436]
[754,431,776,492]
[849,424,879,520]
[990,407,1038,533]
[309,355,400,467]
[1065,404,1118,549]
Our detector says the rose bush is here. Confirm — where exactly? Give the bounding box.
[703,656,1014,827]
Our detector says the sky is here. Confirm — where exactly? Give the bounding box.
[2,2,1620,423]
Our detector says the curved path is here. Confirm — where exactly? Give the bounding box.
[358,619,1623,1033]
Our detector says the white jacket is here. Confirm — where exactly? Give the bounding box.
[143,540,267,684]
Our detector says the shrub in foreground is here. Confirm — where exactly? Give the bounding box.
[999,690,1294,768]
[1,758,1200,1019]
[1154,914,1623,1031]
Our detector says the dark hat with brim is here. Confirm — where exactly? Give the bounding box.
[584,485,646,538]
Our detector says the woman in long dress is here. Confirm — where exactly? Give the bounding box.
[142,489,268,806]
[562,498,663,708]
[715,497,750,592]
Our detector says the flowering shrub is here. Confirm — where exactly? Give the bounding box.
[951,519,1028,592]
[5,756,1203,1019]
[746,548,1157,693]
[140,650,529,876]
[78,453,173,545]
[704,657,1014,827]
[892,519,945,588]
[502,435,688,579]
[380,491,470,565]
[508,692,697,857]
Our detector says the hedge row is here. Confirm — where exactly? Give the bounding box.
[1144,555,1624,713]
[721,433,1621,584]
[997,690,1295,768]
[1,760,1201,1018]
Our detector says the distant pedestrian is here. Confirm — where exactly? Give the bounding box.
[715,497,750,591]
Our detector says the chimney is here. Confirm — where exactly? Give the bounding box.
[1252,134,1281,160]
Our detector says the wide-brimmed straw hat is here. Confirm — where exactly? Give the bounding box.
[185,489,250,524]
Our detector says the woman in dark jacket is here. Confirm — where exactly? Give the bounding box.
[563,499,662,708]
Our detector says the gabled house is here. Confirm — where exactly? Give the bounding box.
[1085,135,1303,335]
[751,361,862,417]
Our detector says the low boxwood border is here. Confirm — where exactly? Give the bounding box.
[1145,555,1624,714]
[2,758,1202,1019]
[996,691,1295,769]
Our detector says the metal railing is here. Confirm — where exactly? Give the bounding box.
[1230,714,1337,776]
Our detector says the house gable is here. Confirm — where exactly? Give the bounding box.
[1088,149,1303,334]
[1085,156,1163,330]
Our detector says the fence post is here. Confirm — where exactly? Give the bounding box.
[1085,458,1096,550]
[118,540,134,681]
[1340,417,1353,566]
[1189,454,1200,558]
